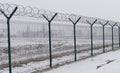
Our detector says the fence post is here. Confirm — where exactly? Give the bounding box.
[116,25,120,47]
[112,23,117,50]
[42,13,57,68]
[109,23,117,50]
[119,27,120,47]
[0,7,18,73]
[99,21,109,53]
[86,19,97,56]
[68,17,81,61]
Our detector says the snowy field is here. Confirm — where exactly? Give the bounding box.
[44,48,120,73]
[0,38,119,73]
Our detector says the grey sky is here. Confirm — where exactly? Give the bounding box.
[1,0,120,22]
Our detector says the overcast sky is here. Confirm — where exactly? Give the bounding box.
[1,0,120,22]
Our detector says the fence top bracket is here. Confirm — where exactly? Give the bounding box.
[86,19,97,26]
[42,13,57,22]
[68,17,81,25]
[0,7,18,19]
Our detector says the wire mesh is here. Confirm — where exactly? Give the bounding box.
[51,21,74,66]
[76,23,91,59]
[0,2,120,73]
[9,17,49,72]
[113,26,119,48]
[0,15,9,73]
[92,24,103,55]
[104,25,112,52]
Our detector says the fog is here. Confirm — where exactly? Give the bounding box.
[1,0,120,22]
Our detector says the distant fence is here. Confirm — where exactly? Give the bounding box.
[0,2,120,73]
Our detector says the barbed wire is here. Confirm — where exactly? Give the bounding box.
[0,2,120,26]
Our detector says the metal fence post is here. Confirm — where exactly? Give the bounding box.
[86,19,97,56]
[119,27,120,47]
[68,17,81,61]
[112,27,114,50]
[42,13,57,68]
[0,7,18,73]
[110,23,117,50]
[116,25,120,47]
[99,21,109,53]
[108,23,117,50]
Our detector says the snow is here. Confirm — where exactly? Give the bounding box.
[0,37,119,73]
[0,46,118,73]
[0,1,120,73]
[44,49,120,73]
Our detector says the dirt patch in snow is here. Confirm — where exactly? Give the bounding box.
[96,59,115,69]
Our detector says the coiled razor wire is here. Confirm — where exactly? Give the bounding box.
[0,2,120,26]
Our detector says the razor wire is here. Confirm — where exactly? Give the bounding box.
[0,2,120,26]
[0,2,120,72]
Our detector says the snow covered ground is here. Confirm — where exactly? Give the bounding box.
[0,46,119,73]
[0,38,119,73]
[44,48,120,73]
